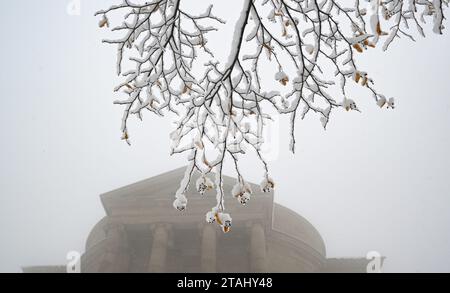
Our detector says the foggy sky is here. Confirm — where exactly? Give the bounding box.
[1,0,450,273]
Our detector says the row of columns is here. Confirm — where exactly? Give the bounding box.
[101,221,268,273]
[148,222,268,272]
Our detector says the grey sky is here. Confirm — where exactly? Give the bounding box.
[0,0,449,273]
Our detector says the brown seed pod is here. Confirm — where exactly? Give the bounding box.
[377,22,382,35]
[353,43,363,53]
[99,17,109,28]
[354,72,361,83]
[214,213,223,226]
[280,77,289,86]
[376,22,388,36]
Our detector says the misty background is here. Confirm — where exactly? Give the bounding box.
[1,0,450,273]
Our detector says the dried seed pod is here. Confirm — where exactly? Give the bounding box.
[354,72,361,83]
[98,15,109,28]
[353,43,363,53]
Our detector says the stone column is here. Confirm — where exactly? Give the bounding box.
[148,224,169,273]
[96,222,130,273]
[250,223,268,273]
[200,224,217,272]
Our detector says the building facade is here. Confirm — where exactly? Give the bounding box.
[24,168,382,273]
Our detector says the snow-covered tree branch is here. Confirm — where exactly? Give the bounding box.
[97,0,448,232]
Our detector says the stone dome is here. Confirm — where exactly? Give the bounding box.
[82,167,327,272]
[272,203,326,257]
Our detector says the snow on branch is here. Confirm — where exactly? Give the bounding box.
[97,0,448,232]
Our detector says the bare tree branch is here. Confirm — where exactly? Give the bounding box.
[97,0,448,232]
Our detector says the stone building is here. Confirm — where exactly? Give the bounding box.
[23,168,382,273]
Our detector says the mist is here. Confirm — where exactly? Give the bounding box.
[1,0,449,273]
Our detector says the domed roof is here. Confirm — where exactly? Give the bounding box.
[272,203,326,257]
[85,217,108,250]
[92,167,326,258]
